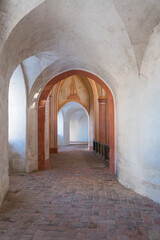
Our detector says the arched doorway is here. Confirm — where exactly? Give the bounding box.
[38,70,115,174]
[57,101,89,150]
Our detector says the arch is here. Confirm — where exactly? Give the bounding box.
[38,70,115,174]
[58,99,89,113]
[58,101,89,147]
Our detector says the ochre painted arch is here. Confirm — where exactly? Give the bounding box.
[38,70,115,174]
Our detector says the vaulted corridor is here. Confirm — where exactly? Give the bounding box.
[1,1,160,239]
[0,151,160,240]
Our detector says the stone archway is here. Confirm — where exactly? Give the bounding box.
[38,70,115,174]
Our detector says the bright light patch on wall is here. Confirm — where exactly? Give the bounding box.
[8,65,26,143]
[58,110,64,146]
[8,65,26,170]
[30,102,36,109]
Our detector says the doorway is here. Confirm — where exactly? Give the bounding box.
[57,101,89,152]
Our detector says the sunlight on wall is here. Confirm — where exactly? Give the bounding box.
[8,65,26,172]
[58,110,64,146]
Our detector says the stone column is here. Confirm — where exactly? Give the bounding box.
[98,97,107,144]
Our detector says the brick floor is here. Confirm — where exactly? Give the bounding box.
[0,151,160,240]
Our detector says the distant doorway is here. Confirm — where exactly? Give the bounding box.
[57,101,89,152]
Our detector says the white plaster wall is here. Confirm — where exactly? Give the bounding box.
[22,52,61,93]
[8,65,26,172]
[0,0,45,52]
[26,107,37,173]
[78,114,89,142]
[63,112,70,146]
[70,111,88,143]
[58,110,64,146]
[118,26,160,203]
[116,78,160,204]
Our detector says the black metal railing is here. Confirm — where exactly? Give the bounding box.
[93,140,110,168]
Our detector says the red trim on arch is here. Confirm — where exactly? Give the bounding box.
[38,70,115,174]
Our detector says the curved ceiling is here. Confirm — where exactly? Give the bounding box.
[1,0,160,89]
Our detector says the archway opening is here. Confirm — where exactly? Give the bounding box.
[57,101,89,152]
[38,70,115,174]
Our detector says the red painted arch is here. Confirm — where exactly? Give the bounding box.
[38,70,115,174]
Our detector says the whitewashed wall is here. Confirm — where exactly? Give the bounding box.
[57,110,64,146]
[8,65,26,172]
[70,111,88,143]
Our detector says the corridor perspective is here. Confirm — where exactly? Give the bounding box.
[1,151,160,240]
[1,1,160,240]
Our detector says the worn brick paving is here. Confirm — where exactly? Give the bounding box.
[0,151,160,240]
